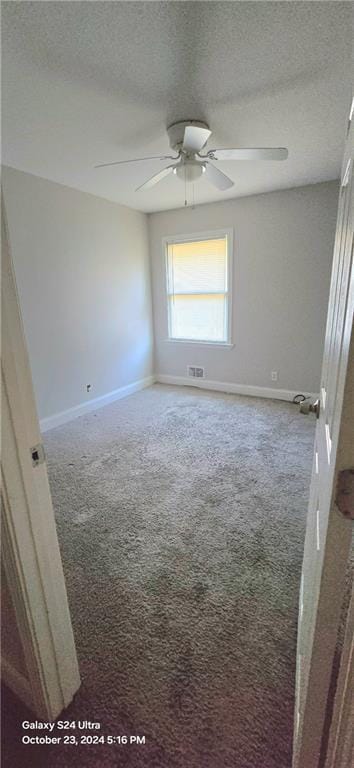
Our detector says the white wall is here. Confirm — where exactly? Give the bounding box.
[149,181,338,395]
[3,171,339,419]
[3,167,154,422]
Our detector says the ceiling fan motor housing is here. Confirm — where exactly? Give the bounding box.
[167,120,210,152]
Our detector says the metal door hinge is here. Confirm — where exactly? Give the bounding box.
[336,469,354,520]
[31,443,46,467]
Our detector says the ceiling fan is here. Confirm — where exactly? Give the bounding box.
[95,120,288,192]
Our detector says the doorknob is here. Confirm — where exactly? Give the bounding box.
[299,398,320,418]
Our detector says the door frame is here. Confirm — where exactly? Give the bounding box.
[1,196,81,719]
[324,578,354,768]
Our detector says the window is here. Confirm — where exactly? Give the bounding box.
[165,232,232,344]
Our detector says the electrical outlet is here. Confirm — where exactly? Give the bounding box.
[271,371,278,382]
[86,384,92,392]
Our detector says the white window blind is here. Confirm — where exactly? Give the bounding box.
[166,236,229,342]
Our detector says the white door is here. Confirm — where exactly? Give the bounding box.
[293,110,354,767]
[1,197,81,719]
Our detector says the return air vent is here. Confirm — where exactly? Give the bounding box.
[187,366,205,379]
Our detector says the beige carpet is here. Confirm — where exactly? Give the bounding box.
[2,384,315,768]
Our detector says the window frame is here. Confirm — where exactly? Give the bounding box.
[163,228,234,347]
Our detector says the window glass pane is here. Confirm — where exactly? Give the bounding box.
[168,238,227,294]
[166,235,230,342]
[169,294,227,342]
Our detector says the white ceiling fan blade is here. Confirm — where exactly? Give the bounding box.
[204,163,234,191]
[182,126,212,154]
[136,165,175,191]
[209,147,288,161]
[95,154,176,169]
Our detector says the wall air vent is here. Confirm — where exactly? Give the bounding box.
[187,366,205,379]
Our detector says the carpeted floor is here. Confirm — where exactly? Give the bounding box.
[2,384,315,768]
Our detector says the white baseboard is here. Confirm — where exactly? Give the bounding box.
[40,375,156,432]
[156,374,317,403]
[40,373,317,432]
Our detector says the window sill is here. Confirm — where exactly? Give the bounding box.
[164,339,234,349]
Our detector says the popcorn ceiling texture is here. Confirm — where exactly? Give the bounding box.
[2,2,352,211]
[2,384,315,767]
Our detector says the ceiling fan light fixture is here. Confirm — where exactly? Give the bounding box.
[174,161,206,183]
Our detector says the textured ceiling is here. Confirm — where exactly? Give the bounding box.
[2,1,353,213]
